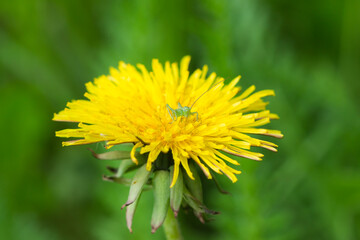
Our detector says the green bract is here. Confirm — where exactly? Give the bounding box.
[92,150,219,232]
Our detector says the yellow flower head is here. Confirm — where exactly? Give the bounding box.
[53,56,282,187]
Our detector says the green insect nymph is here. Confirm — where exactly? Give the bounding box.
[166,103,199,122]
[166,80,224,122]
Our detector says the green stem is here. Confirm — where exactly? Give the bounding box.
[163,207,183,240]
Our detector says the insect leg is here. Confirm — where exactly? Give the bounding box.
[166,104,175,122]
[178,102,183,108]
[191,112,199,121]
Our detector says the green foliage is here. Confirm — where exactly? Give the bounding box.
[1,0,359,239]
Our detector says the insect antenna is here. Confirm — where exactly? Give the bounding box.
[190,79,225,109]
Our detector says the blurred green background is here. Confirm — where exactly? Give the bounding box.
[1,0,359,239]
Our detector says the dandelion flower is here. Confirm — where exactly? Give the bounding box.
[53,56,282,188]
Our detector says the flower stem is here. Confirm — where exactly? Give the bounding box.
[163,207,183,240]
